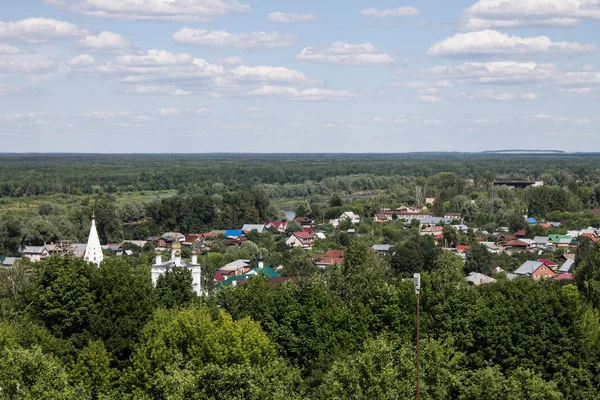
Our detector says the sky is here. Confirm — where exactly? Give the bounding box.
[0,0,599,153]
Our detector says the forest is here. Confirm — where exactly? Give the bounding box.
[2,153,600,398]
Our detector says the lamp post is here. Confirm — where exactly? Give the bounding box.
[414,273,421,400]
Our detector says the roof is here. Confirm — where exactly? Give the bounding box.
[559,259,575,273]
[241,224,266,233]
[372,244,394,252]
[265,221,287,229]
[422,226,444,232]
[538,258,558,267]
[553,273,574,281]
[532,236,550,244]
[341,211,360,219]
[514,260,545,276]
[160,232,185,241]
[293,232,314,240]
[23,246,47,254]
[219,259,251,272]
[456,245,470,252]
[1,256,20,266]
[549,234,572,242]
[217,266,281,287]
[503,240,529,247]
[539,223,552,229]
[525,217,538,224]
[465,272,497,286]
[225,230,244,238]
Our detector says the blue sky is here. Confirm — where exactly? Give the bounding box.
[0,0,599,153]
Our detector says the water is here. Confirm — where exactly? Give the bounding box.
[282,205,296,221]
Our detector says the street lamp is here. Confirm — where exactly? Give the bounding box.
[414,273,421,400]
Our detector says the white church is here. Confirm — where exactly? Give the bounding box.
[84,216,202,296]
[151,241,203,296]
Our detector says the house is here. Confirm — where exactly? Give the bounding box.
[538,258,558,270]
[315,232,327,240]
[532,236,550,247]
[443,212,462,220]
[312,249,345,268]
[481,242,501,254]
[22,246,49,262]
[490,264,504,274]
[395,212,434,221]
[559,259,575,273]
[225,230,245,239]
[371,244,394,255]
[241,224,266,234]
[466,272,497,286]
[157,232,185,248]
[217,255,281,288]
[122,240,148,248]
[218,259,252,278]
[514,260,558,280]
[286,232,315,249]
[420,226,444,236]
[264,221,287,232]
[151,242,202,295]
[553,273,575,282]
[0,256,20,267]
[340,212,360,224]
[425,197,436,205]
[456,245,470,253]
[502,240,531,250]
[294,217,314,227]
[374,213,391,223]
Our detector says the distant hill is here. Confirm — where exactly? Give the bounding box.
[482,150,567,155]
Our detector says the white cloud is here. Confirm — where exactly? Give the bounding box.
[243,106,260,112]
[474,119,499,123]
[231,65,316,84]
[427,30,597,57]
[67,54,96,67]
[218,56,244,65]
[296,41,395,66]
[0,44,21,55]
[268,12,316,23]
[521,92,540,100]
[520,114,595,125]
[89,50,223,83]
[559,87,595,94]
[117,49,193,66]
[173,28,297,49]
[156,108,182,116]
[45,0,251,22]
[461,0,600,30]
[360,7,420,17]
[247,85,359,101]
[426,61,558,84]
[419,95,443,102]
[0,112,46,121]
[79,31,131,51]
[457,90,540,101]
[0,84,37,97]
[196,108,213,115]
[85,111,130,119]
[130,85,191,96]
[0,17,87,42]
[0,59,57,74]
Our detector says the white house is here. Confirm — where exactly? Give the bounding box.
[340,212,360,224]
[22,246,49,263]
[286,232,314,249]
[151,241,202,296]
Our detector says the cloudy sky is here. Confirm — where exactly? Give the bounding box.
[1,0,599,153]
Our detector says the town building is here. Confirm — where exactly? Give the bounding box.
[151,241,202,296]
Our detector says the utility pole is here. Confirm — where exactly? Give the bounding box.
[414,273,421,400]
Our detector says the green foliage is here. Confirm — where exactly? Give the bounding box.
[155,266,195,309]
[464,243,492,275]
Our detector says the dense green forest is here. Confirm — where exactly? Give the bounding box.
[3,154,600,398]
[2,239,600,399]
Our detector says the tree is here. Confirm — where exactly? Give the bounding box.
[330,193,343,207]
[155,267,195,309]
[285,220,303,233]
[91,258,155,362]
[391,241,424,276]
[464,244,492,275]
[127,306,278,397]
[0,346,74,398]
[433,252,464,289]
[70,340,117,398]
[31,256,97,338]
